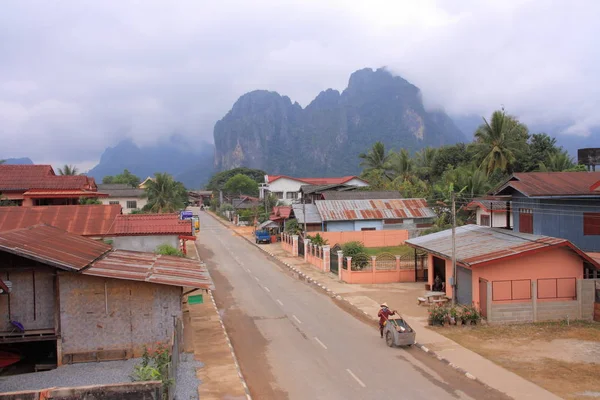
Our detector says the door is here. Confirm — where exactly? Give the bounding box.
[330,244,341,274]
[479,279,488,319]
[456,266,473,306]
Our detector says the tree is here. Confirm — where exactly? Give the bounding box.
[144,173,187,213]
[359,142,392,180]
[474,110,528,175]
[0,160,5,164]
[538,150,576,172]
[430,143,473,178]
[388,149,413,181]
[414,147,437,181]
[79,197,102,205]
[206,168,266,192]
[58,165,79,175]
[223,174,259,196]
[102,169,141,187]
[524,133,560,172]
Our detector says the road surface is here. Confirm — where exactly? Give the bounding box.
[196,212,511,400]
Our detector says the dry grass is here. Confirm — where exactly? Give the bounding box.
[435,321,600,400]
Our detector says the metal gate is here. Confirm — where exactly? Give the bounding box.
[595,281,600,322]
[298,237,305,257]
[456,266,473,305]
[330,244,341,274]
[479,279,488,319]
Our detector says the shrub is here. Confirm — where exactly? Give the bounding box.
[155,244,184,257]
[285,219,301,235]
[131,343,174,397]
[307,233,328,246]
[341,241,366,257]
[428,304,449,326]
[460,305,481,324]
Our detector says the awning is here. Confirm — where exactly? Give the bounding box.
[258,220,280,230]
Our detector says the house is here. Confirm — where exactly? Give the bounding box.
[315,199,435,233]
[299,184,357,204]
[231,195,261,210]
[0,205,193,253]
[97,184,147,214]
[260,175,368,205]
[405,225,599,323]
[491,171,600,251]
[0,225,213,370]
[0,165,106,206]
[188,190,212,206]
[291,203,323,232]
[465,198,513,228]
[320,191,403,201]
[269,206,292,228]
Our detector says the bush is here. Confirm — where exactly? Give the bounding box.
[155,244,184,257]
[341,241,366,257]
[285,219,301,235]
[428,304,449,326]
[307,233,328,246]
[131,343,173,397]
[460,305,481,324]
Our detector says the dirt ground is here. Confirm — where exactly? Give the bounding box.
[434,321,600,400]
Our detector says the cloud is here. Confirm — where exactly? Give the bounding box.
[0,0,598,166]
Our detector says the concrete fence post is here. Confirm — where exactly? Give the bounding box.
[532,280,538,322]
[337,251,344,281]
[395,256,401,282]
[486,281,492,322]
[371,256,377,284]
[304,240,310,262]
[346,257,352,283]
[577,279,583,319]
[322,245,330,273]
[292,235,299,257]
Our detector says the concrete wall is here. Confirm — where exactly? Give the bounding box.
[353,220,384,231]
[326,221,355,232]
[58,273,182,361]
[109,235,179,252]
[314,230,408,247]
[0,381,162,400]
[101,197,148,214]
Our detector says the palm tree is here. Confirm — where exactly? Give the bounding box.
[388,149,414,182]
[474,111,522,175]
[538,150,575,172]
[58,165,79,175]
[145,173,187,213]
[359,142,392,179]
[414,147,437,181]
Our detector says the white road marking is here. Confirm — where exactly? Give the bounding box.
[246,268,251,273]
[276,299,284,306]
[263,286,271,293]
[254,276,260,282]
[292,315,302,324]
[314,337,328,350]
[346,369,366,388]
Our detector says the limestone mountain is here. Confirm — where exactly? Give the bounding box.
[214,68,466,176]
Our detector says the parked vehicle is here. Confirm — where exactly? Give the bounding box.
[255,230,271,244]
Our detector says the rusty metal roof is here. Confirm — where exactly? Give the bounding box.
[406,225,600,268]
[0,225,111,271]
[321,191,403,201]
[109,214,192,236]
[465,199,509,212]
[0,205,122,236]
[83,250,214,290]
[315,199,435,221]
[493,172,600,197]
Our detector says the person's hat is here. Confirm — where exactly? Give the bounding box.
[380,302,388,307]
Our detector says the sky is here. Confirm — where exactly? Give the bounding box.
[1,0,599,170]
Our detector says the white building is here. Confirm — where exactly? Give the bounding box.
[466,199,513,228]
[259,175,369,205]
[97,184,147,214]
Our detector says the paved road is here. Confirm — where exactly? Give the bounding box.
[196,212,511,400]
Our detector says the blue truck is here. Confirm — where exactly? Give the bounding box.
[255,230,271,244]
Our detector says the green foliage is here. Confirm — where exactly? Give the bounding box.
[102,169,141,187]
[144,173,187,213]
[359,141,392,180]
[131,343,174,395]
[219,203,234,213]
[223,174,259,196]
[131,365,161,381]
[428,304,449,325]
[209,198,219,211]
[307,233,328,246]
[79,197,102,205]
[285,219,301,235]
[130,209,146,214]
[206,168,266,192]
[155,244,185,257]
[538,150,576,172]
[341,241,366,258]
[460,305,482,323]
[58,164,79,175]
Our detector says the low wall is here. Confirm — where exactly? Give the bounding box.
[0,381,162,400]
[339,257,418,284]
[315,230,408,247]
[489,303,534,324]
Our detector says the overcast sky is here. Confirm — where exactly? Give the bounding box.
[1,0,598,169]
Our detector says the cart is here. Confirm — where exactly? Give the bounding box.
[383,315,416,348]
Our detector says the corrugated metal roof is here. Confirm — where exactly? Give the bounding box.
[299,184,355,194]
[321,191,403,201]
[0,225,111,271]
[291,204,322,224]
[267,175,367,185]
[315,199,435,221]
[97,184,145,198]
[406,225,599,268]
[83,250,214,290]
[465,199,509,212]
[494,172,600,197]
[269,206,292,220]
[0,205,122,236]
[109,214,192,236]
[0,165,99,191]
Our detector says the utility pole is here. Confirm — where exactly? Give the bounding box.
[451,191,457,306]
[302,195,307,236]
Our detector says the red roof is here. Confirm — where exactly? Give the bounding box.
[0,165,98,191]
[23,189,108,198]
[591,180,600,192]
[494,172,600,197]
[267,175,367,185]
[0,205,122,236]
[0,224,111,271]
[109,214,192,236]
[315,199,435,221]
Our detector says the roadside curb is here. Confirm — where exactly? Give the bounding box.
[190,234,252,400]
[205,212,483,388]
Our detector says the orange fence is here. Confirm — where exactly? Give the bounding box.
[314,230,408,247]
[339,254,426,284]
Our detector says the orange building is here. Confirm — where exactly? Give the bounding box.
[0,165,106,206]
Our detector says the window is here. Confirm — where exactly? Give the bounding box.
[584,212,600,235]
[480,214,491,227]
[384,219,404,224]
[273,192,284,200]
[519,208,533,234]
[361,227,376,231]
[126,200,137,209]
[109,201,120,205]
[286,192,297,200]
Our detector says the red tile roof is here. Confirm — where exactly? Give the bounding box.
[83,249,214,290]
[0,225,111,271]
[0,165,98,191]
[269,206,292,221]
[0,205,122,236]
[267,175,367,185]
[23,189,108,198]
[109,214,192,236]
[494,172,600,197]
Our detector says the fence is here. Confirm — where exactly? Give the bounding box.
[166,317,183,400]
[339,253,427,284]
[313,230,408,247]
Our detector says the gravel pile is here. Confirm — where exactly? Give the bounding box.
[0,358,140,393]
[174,353,204,400]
